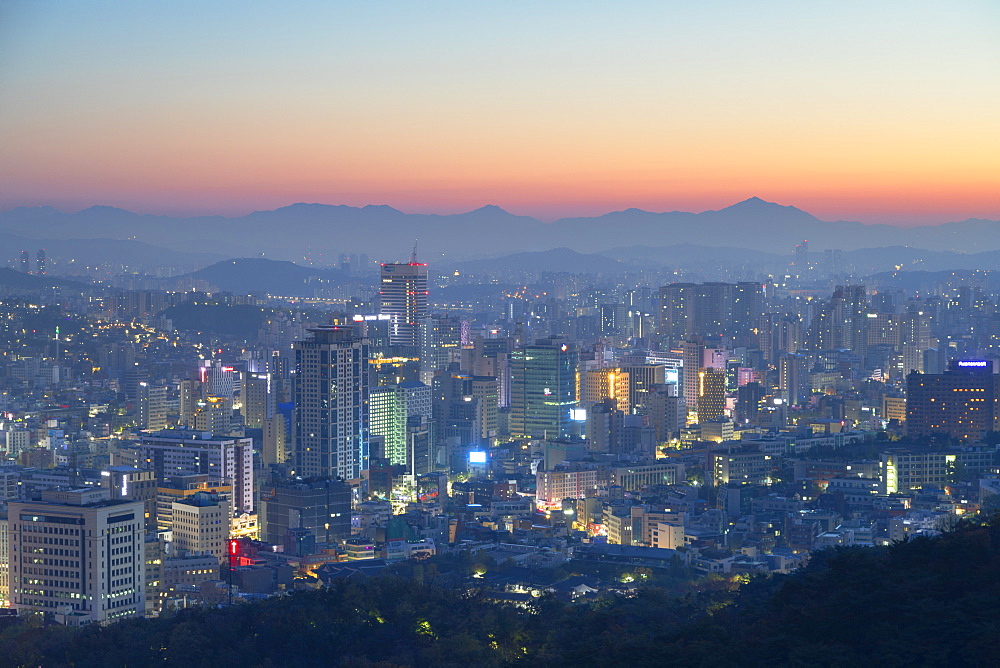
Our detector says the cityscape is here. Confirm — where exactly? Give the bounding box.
[2,1,1000,666]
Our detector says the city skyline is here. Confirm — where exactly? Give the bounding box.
[2,1,999,224]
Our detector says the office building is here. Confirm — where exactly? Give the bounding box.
[697,368,727,423]
[291,326,370,481]
[241,372,276,430]
[136,383,168,432]
[171,492,230,561]
[379,261,428,348]
[154,475,232,532]
[259,477,351,545]
[509,337,578,439]
[8,489,145,624]
[136,430,254,513]
[620,364,665,413]
[580,368,630,414]
[906,360,1000,441]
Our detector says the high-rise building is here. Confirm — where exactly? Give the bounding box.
[659,282,750,341]
[35,249,46,275]
[778,353,810,407]
[135,430,254,513]
[680,339,703,413]
[241,372,275,429]
[8,489,145,624]
[586,398,623,453]
[200,360,238,399]
[509,337,578,439]
[136,383,168,432]
[641,383,685,443]
[580,367,630,414]
[621,364,666,414]
[419,314,462,383]
[262,415,287,466]
[369,385,407,465]
[370,380,433,466]
[659,283,698,340]
[807,285,868,353]
[697,368,727,423]
[906,360,1000,441]
[19,250,30,274]
[793,240,808,272]
[291,326,369,480]
[731,281,765,345]
[379,261,428,348]
[190,396,233,436]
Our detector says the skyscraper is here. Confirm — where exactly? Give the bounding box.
[697,368,727,423]
[371,380,433,466]
[379,260,428,348]
[509,337,578,439]
[292,326,369,480]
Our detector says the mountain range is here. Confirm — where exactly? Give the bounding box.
[2,198,998,269]
[179,258,349,295]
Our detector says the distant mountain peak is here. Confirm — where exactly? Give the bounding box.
[76,205,135,215]
[715,196,816,219]
[465,204,511,215]
[726,196,785,209]
[361,204,403,214]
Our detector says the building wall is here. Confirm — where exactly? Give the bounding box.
[8,495,145,624]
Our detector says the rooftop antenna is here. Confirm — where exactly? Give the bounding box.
[410,240,419,264]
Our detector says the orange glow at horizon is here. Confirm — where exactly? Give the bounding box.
[2,1,998,225]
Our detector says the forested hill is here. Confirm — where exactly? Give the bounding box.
[3,520,1000,667]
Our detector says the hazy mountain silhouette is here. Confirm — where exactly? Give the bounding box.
[0,229,223,272]
[2,198,997,264]
[602,243,1000,273]
[180,258,349,296]
[0,267,88,292]
[601,243,786,267]
[445,247,624,276]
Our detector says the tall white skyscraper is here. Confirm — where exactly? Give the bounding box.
[292,327,369,480]
[379,261,428,348]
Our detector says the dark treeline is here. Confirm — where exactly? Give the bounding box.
[4,520,1000,667]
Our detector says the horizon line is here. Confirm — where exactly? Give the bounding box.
[1,197,997,228]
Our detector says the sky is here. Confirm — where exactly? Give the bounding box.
[1,1,998,224]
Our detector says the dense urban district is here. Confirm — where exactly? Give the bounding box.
[1,236,999,664]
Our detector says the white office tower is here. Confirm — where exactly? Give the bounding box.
[8,489,145,625]
[379,261,428,348]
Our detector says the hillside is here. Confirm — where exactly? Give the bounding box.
[0,267,88,292]
[2,520,998,666]
[179,258,349,296]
